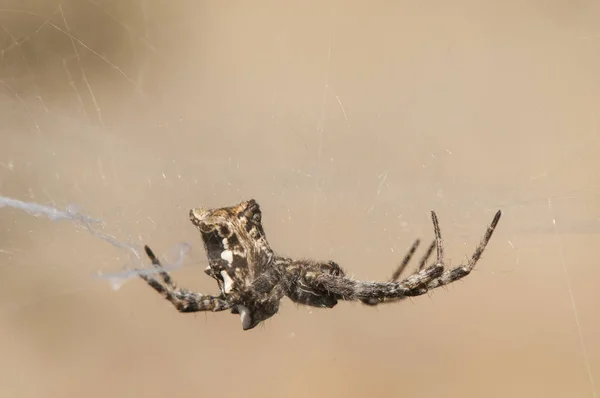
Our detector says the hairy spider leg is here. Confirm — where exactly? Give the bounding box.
[315,210,502,301]
[424,210,502,290]
[363,237,429,306]
[362,238,438,306]
[390,239,421,282]
[390,238,437,282]
[138,245,231,313]
[415,240,437,273]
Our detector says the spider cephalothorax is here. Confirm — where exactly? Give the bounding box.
[138,199,502,330]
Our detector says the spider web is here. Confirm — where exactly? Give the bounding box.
[0,195,192,290]
[1,1,599,397]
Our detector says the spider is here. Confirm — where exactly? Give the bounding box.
[139,199,502,330]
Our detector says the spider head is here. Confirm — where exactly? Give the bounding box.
[189,199,274,297]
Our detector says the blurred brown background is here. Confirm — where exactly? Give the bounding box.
[1,1,599,397]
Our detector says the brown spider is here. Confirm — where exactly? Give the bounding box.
[139,200,502,330]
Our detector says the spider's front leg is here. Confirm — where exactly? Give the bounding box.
[139,245,232,313]
[311,210,502,302]
[284,260,345,308]
[361,238,436,306]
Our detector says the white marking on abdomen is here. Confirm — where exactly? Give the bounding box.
[220,270,235,293]
[221,250,233,264]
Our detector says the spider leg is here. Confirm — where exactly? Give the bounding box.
[389,238,436,282]
[313,210,501,301]
[389,239,421,282]
[144,245,175,287]
[362,238,438,306]
[139,245,231,313]
[361,238,421,306]
[424,209,502,290]
[416,239,436,272]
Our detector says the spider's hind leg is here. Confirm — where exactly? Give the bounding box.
[138,245,231,313]
[144,245,175,287]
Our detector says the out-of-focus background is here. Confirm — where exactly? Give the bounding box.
[1,1,599,397]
